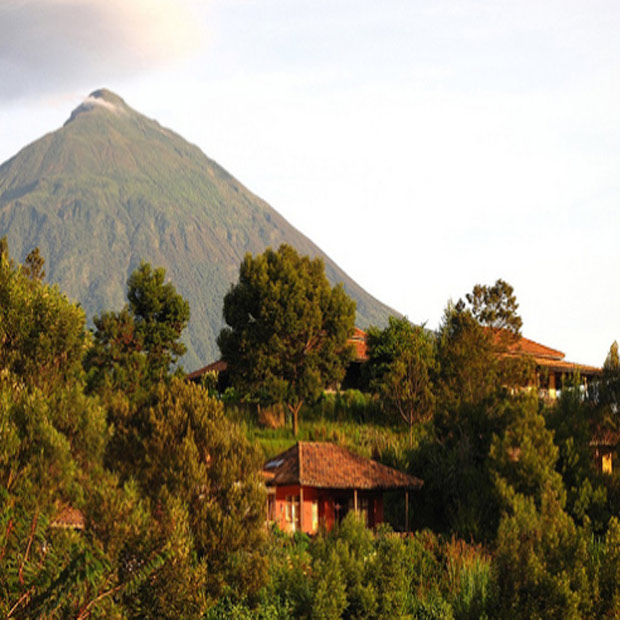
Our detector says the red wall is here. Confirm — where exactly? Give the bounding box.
[271,486,384,534]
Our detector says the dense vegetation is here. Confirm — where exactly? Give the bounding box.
[0,88,394,370]
[2,241,620,618]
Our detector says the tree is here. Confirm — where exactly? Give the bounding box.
[465,278,522,337]
[126,262,190,377]
[22,247,46,281]
[435,300,499,411]
[413,281,534,539]
[0,245,140,618]
[365,317,436,445]
[598,340,620,414]
[85,261,190,395]
[437,280,531,412]
[109,379,268,614]
[218,244,356,435]
[490,398,591,618]
[0,243,87,395]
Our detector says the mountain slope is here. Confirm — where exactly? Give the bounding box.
[0,89,396,369]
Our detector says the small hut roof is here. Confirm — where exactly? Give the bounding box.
[50,505,85,530]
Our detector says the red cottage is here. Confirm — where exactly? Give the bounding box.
[263,441,423,534]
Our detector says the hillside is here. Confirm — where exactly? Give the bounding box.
[0,89,396,368]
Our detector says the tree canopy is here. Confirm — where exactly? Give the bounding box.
[218,244,356,434]
[85,261,190,397]
[365,317,436,444]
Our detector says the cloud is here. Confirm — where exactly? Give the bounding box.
[0,0,203,100]
[78,94,124,113]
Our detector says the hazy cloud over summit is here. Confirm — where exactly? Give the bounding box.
[0,0,202,100]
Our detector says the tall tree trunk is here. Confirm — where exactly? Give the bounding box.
[289,401,303,436]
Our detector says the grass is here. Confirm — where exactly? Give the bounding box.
[225,395,432,461]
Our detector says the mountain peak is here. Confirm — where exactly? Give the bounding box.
[1,90,396,369]
[64,88,128,126]
[88,88,127,106]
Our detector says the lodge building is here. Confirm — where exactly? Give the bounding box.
[262,441,422,535]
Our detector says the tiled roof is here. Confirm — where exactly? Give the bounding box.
[349,327,368,362]
[489,329,565,360]
[264,442,423,491]
[590,428,620,447]
[491,330,601,376]
[50,505,85,530]
[534,356,601,375]
[507,336,565,360]
[185,359,228,381]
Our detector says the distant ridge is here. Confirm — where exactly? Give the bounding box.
[0,89,397,369]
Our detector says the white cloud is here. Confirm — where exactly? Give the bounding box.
[0,0,205,100]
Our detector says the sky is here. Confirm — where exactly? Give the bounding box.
[0,0,618,366]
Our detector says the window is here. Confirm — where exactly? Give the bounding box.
[311,499,319,533]
[285,495,300,532]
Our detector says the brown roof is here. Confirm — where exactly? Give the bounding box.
[264,442,423,491]
[349,327,368,362]
[185,359,228,381]
[534,356,601,376]
[507,336,565,360]
[590,430,620,447]
[491,330,601,376]
[50,505,85,530]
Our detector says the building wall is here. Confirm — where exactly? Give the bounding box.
[270,485,385,534]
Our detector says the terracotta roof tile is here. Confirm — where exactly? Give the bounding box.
[185,359,228,381]
[50,505,85,530]
[264,442,423,490]
[488,329,565,360]
[491,330,601,375]
[533,356,601,375]
[507,336,565,360]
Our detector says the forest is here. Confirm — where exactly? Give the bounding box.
[2,241,620,619]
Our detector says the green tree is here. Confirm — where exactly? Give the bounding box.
[127,262,190,377]
[218,244,356,435]
[0,245,88,395]
[85,261,190,396]
[490,396,593,619]
[547,382,611,533]
[0,246,142,618]
[465,278,523,337]
[413,280,533,539]
[596,340,620,416]
[435,301,500,411]
[109,379,268,614]
[365,317,436,444]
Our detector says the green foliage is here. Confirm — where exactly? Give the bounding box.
[85,261,189,396]
[365,316,437,443]
[309,390,385,424]
[594,340,620,422]
[0,248,129,618]
[6,239,620,617]
[21,246,46,282]
[435,301,500,411]
[465,278,523,336]
[0,245,88,394]
[218,244,356,434]
[97,379,268,612]
[492,486,588,619]
[547,384,611,532]
[127,262,190,376]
